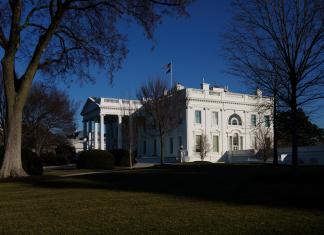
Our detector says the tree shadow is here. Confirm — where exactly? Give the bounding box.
[23,164,324,212]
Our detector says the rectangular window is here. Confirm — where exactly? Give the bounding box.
[212,111,218,126]
[195,110,201,124]
[251,114,256,126]
[240,136,243,150]
[170,137,173,154]
[265,115,270,127]
[213,135,219,152]
[195,135,202,152]
[143,141,146,155]
[178,136,182,148]
[153,139,157,156]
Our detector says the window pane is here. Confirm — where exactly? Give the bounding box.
[170,138,173,154]
[251,114,256,126]
[265,115,270,127]
[213,135,219,152]
[195,111,201,124]
[178,136,182,147]
[233,134,239,145]
[212,112,218,126]
[229,114,242,126]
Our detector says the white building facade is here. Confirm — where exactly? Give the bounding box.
[81,83,273,163]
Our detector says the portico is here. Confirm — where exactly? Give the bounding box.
[81,97,142,151]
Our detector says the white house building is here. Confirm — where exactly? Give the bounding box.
[81,82,273,163]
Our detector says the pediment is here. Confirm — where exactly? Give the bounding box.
[81,97,100,116]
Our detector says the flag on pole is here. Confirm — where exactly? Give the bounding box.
[165,62,171,74]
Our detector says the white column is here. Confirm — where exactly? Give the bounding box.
[94,121,98,149]
[221,94,225,155]
[100,114,105,150]
[83,121,87,150]
[88,120,92,149]
[89,120,93,149]
[117,115,122,149]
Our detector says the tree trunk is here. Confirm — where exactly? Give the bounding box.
[0,104,27,178]
[291,81,298,167]
[273,95,278,165]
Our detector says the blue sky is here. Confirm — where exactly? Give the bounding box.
[52,0,324,129]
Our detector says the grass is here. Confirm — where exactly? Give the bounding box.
[0,164,324,235]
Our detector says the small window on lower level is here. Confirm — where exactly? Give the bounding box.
[213,135,219,152]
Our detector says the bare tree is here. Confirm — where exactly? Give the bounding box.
[22,83,77,156]
[223,0,324,167]
[0,0,191,178]
[121,99,140,168]
[253,119,272,162]
[198,133,211,161]
[137,78,185,165]
[252,91,282,164]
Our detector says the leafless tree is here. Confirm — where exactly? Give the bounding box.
[198,133,211,161]
[253,119,273,162]
[137,78,185,165]
[252,91,282,164]
[223,0,324,167]
[22,82,77,156]
[121,99,141,168]
[0,0,192,177]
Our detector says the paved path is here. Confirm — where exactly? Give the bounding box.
[44,163,157,177]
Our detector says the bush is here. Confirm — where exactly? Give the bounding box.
[77,150,114,170]
[41,152,69,166]
[0,146,43,176]
[55,143,76,163]
[109,149,136,167]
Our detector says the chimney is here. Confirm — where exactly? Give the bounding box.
[201,82,210,91]
[256,88,262,97]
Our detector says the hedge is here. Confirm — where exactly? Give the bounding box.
[77,150,114,170]
[109,149,136,167]
[41,152,69,166]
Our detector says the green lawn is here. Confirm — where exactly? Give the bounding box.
[0,164,324,235]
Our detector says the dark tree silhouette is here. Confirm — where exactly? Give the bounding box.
[223,0,324,166]
[137,78,185,165]
[0,0,192,177]
[22,83,77,156]
[277,109,324,147]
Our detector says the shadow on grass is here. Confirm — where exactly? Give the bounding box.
[21,164,324,211]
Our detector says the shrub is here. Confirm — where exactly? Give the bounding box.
[77,150,114,170]
[41,152,69,166]
[55,143,76,163]
[109,149,136,167]
[0,146,43,176]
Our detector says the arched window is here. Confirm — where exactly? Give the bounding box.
[228,114,242,125]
